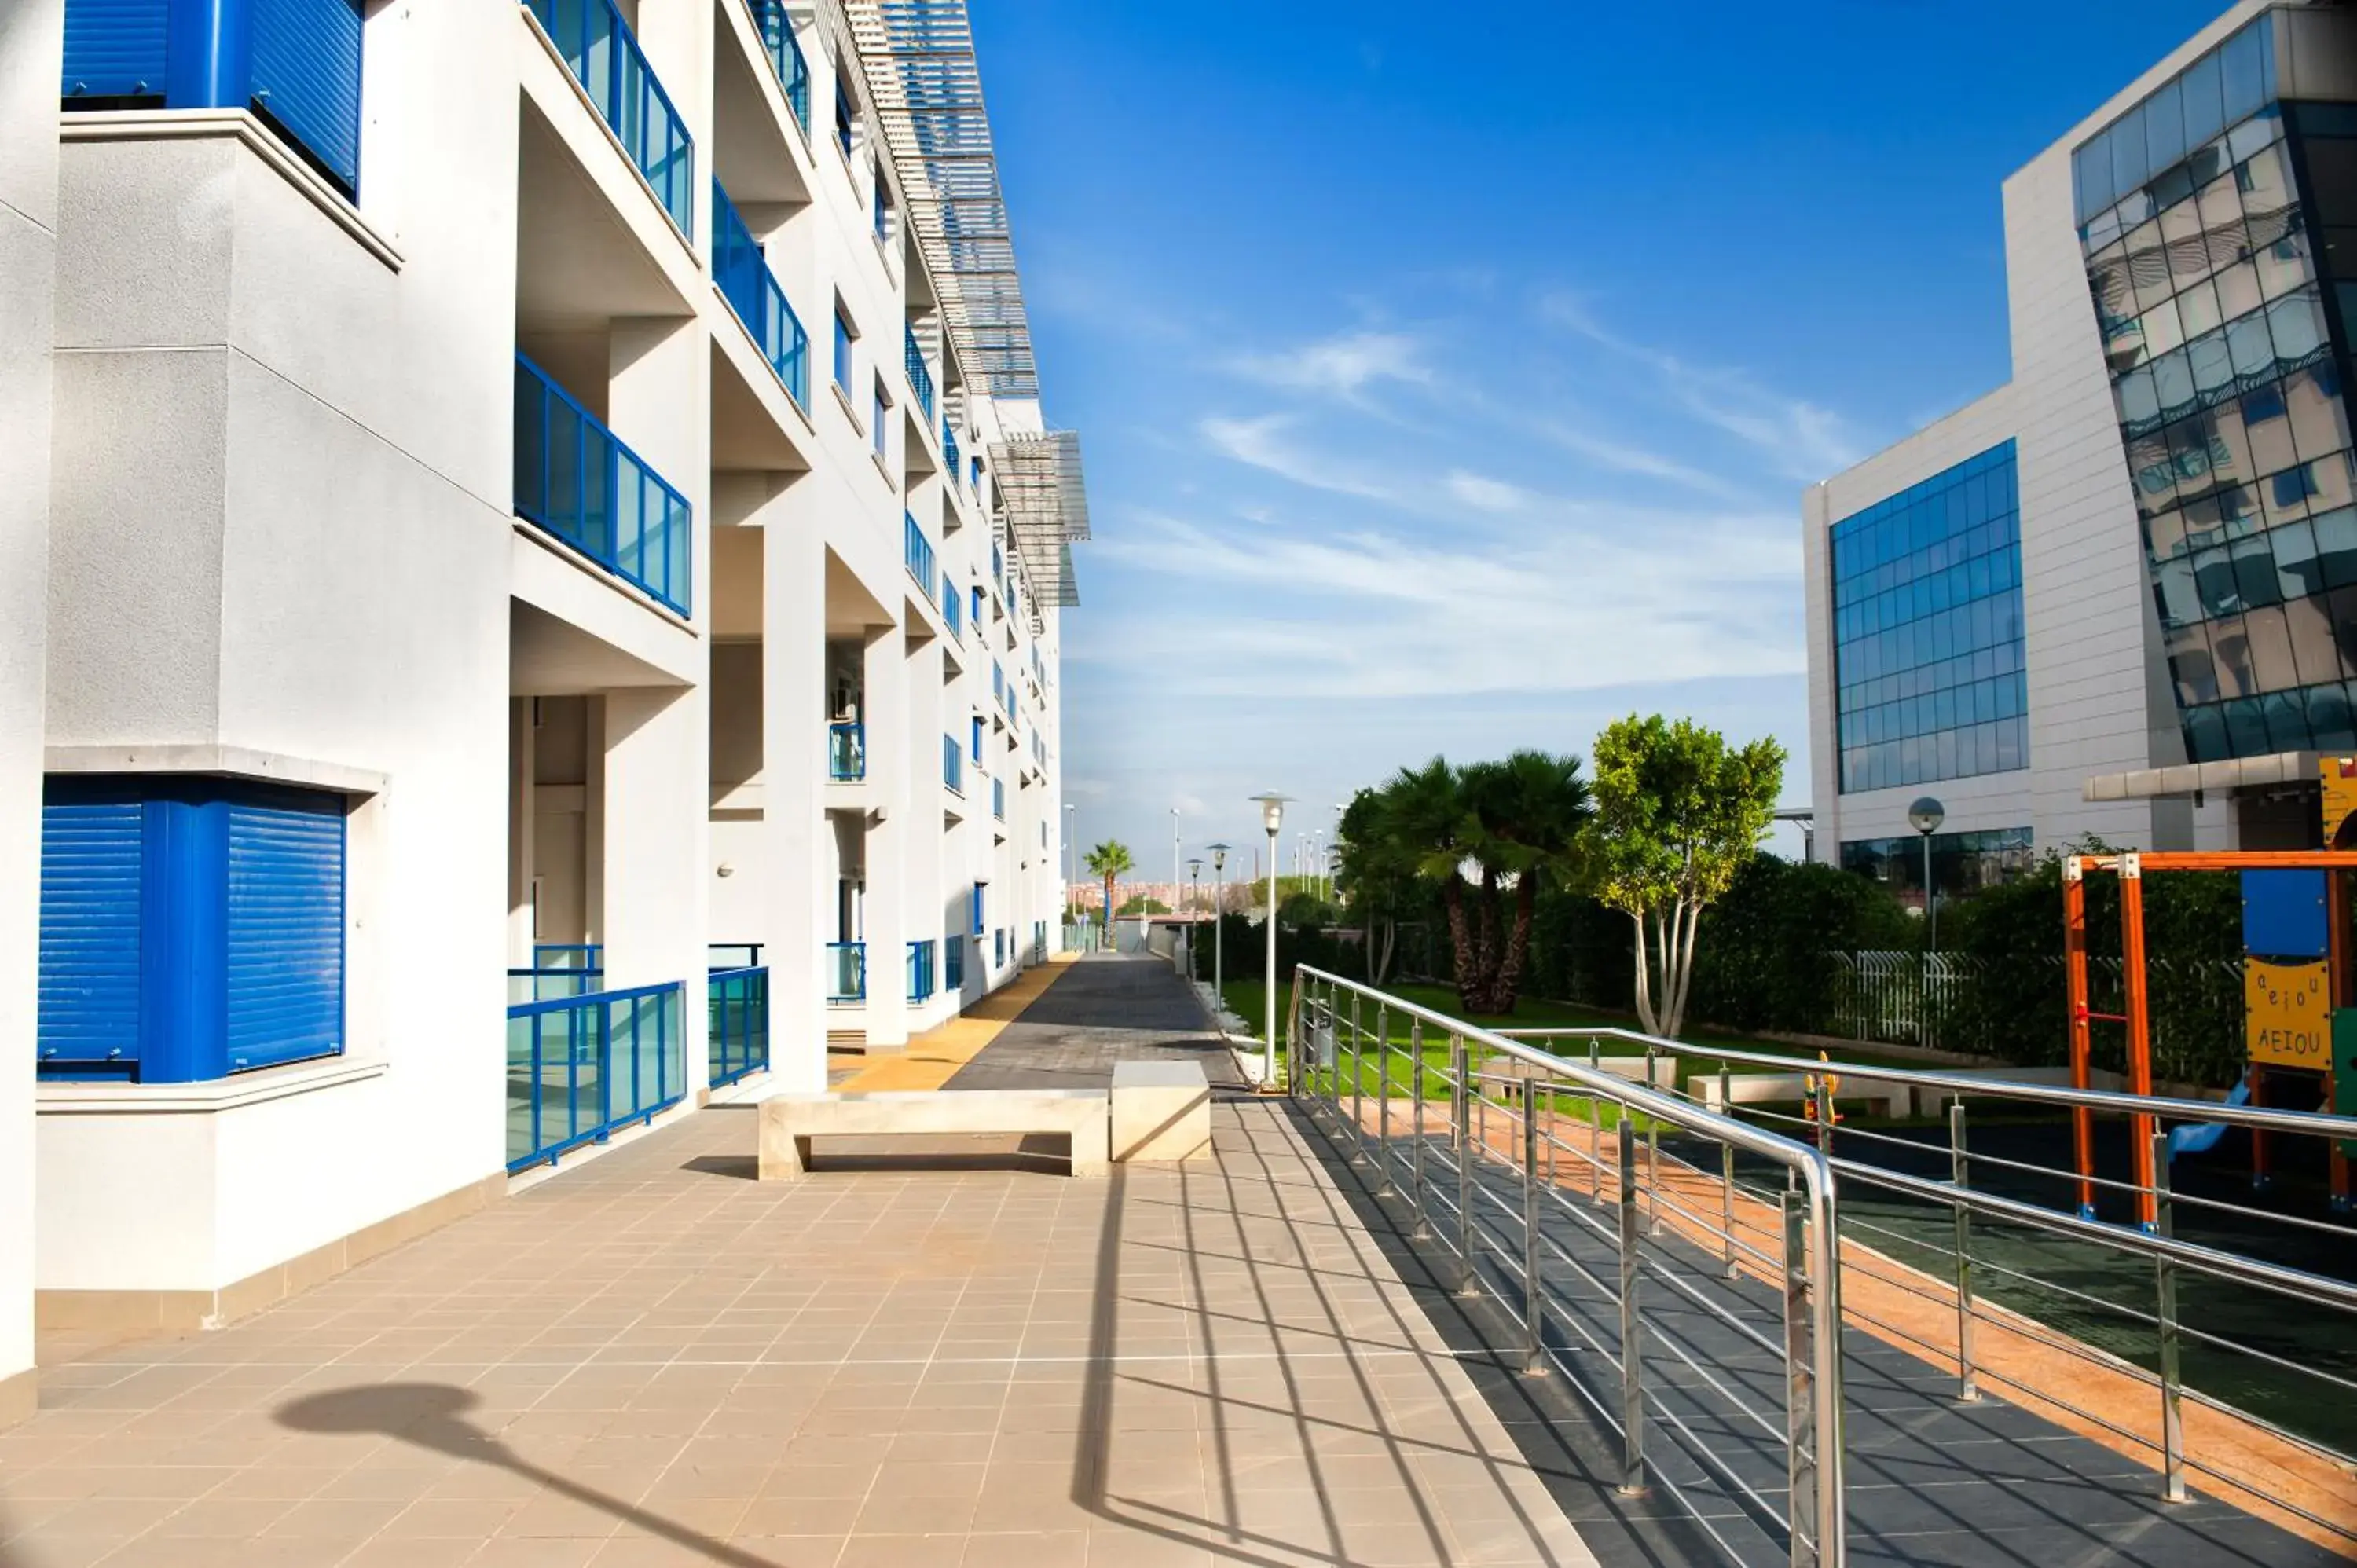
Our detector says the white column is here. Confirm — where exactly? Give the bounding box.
[600,686,709,1088]
[761,493,830,1091]
[860,621,909,1046]
[0,0,60,1428]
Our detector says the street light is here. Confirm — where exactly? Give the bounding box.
[1908,796,1945,951]
[1206,841,1231,1009]
[1249,793,1291,1086]
[1186,857,1203,976]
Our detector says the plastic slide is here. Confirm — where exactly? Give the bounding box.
[2165,1075,2252,1160]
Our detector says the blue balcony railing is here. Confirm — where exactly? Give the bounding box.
[992,778,1005,821]
[944,421,960,483]
[904,328,935,421]
[514,354,693,615]
[746,0,810,133]
[506,980,684,1172]
[713,180,809,408]
[943,734,963,794]
[944,578,962,639]
[944,933,965,991]
[522,0,694,236]
[907,939,937,1002]
[708,965,768,1087]
[904,513,937,602]
[829,720,864,781]
[827,941,866,1004]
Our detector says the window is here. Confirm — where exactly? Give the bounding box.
[970,585,983,628]
[1842,827,2033,907]
[1830,442,2027,793]
[833,308,854,394]
[834,73,855,156]
[972,882,986,937]
[38,775,346,1082]
[873,167,890,243]
[63,0,365,194]
[871,376,889,458]
[971,716,983,762]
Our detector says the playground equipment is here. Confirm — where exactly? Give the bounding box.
[2066,755,2357,1227]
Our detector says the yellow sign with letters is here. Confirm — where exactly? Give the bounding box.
[2247,958,2332,1068]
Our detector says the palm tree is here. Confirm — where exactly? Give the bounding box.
[1083,841,1134,930]
[1367,751,1592,1014]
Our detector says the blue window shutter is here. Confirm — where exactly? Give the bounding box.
[249,0,364,191]
[62,0,170,98]
[37,792,145,1068]
[224,791,345,1071]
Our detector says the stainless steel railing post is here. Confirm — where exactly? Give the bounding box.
[1813,1075,1834,1158]
[1410,1019,1428,1239]
[1721,1065,1739,1281]
[1523,1092,1546,1374]
[1783,1185,1819,1568]
[1617,1116,1645,1494]
[2153,1129,2187,1503]
[1589,1041,1603,1204]
[1950,1101,1978,1402]
[1646,1046,1662,1236]
[1376,1003,1394,1197]
[1454,1031,1478,1296]
[1349,991,1365,1162]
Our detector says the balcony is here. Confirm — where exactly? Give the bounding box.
[904,514,937,603]
[944,933,964,991]
[828,720,864,781]
[744,0,810,134]
[943,734,963,795]
[713,180,810,409]
[992,777,1005,821]
[827,942,866,1004]
[943,579,963,640]
[906,940,937,1002]
[707,965,768,1088]
[522,0,695,236]
[944,421,960,484]
[904,328,935,422]
[506,980,684,1172]
[514,354,693,615]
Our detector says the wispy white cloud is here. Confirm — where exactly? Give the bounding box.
[1533,421,1757,503]
[1446,471,1527,513]
[1199,413,1399,502]
[1225,329,1429,402]
[1538,293,1861,482]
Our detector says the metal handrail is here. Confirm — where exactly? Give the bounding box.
[1287,966,1847,1568]
[1495,1024,2357,1140]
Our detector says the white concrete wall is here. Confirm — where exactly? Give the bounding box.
[0,0,60,1422]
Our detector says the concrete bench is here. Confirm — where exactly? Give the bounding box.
[1111,1060,1211,1162]
[757,1089,1110,1180]
[1695,1071,1908,1119]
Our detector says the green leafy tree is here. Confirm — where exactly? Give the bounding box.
[1336,786,1424,984]
[1116,895,1171,916]
[1585,715,1784,1039]
[1083,841,1134,926]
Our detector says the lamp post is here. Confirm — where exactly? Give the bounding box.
[1249,794,1291,1086]
[1188,858,1207,980]
[1908,797,1946,951]
[1206,841,1231,1009]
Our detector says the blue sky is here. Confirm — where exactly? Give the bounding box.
[973,1,2225,882]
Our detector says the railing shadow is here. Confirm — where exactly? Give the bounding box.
[275,1384,778,1568]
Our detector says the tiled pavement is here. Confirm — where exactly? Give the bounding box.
[944,957,1243,1094]
[0,1082,1596,1565]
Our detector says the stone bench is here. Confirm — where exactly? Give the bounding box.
[1111,1060,1211,1162]
[1694,1071,1908,1119]
[757,1089,1111,1180]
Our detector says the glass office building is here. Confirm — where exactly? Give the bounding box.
[2079,10,2357,760]
[1830,442,2029,793]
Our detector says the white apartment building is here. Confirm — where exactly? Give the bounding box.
[1805,0,2357,900]
[0,0,1083,1423]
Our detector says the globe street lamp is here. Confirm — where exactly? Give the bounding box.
[1908,796,1945,951]
[1249,793,1291,1086]
[1206,841,1231,1009]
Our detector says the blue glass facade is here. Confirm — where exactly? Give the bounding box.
[2077,13,2357,760]
[1831,442,2028,794]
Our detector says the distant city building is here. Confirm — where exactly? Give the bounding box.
[1805,1,2357,903]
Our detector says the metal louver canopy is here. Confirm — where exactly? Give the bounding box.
[990,430,1088,607]
[844,0,1037,398]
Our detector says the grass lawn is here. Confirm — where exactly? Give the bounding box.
[1215,976,1934,1127]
